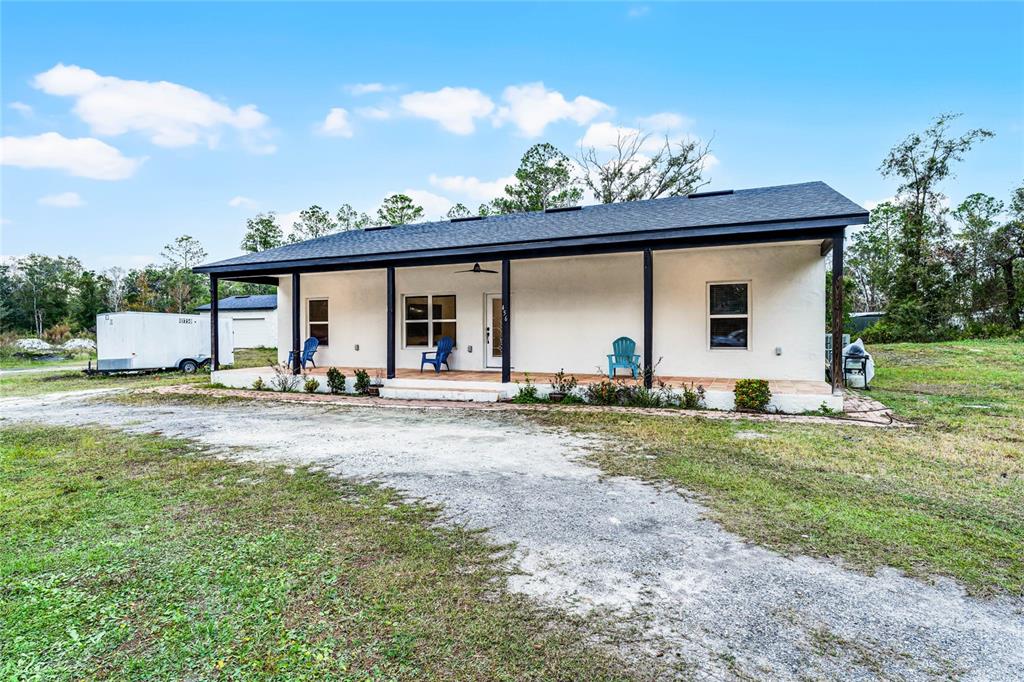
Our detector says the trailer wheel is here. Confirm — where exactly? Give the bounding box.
[179,359,200,374]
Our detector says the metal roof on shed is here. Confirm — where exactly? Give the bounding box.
[195,294,277,311]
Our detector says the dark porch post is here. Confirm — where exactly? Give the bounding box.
[209,275,219,371]
[501,257,511,383]
[643,249,653,389]
[291,272,301,374]
[386,266,396,379]
[831,229,845,393]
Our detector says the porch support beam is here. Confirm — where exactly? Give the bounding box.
[501,257,511,384]
[291,272,301,375]
[820,238,833,256]
[643,249,653,389]
[386,266,396,379]
[830,228,845,394]
[209,275,219,371]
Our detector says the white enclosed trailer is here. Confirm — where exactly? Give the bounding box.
[96,312,233,372]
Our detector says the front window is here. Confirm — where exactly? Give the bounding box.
[708,282,749,349]
[404,294,456,347]
[308,299,329,346]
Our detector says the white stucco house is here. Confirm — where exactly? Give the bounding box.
[195,182,867,411]
[196,294,277,349]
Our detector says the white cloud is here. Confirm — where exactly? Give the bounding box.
[32,63,274,152]
[578,121,664,153]
[317,107,354,137]
[627,5,651,18]
[638,111,691,130]
[0,132,143,180]
[428,173,515,202]
[494,82,612,137]
[277,210,302,234]
[863,196,896,210]
[38,191,84,207]
[400,87,494,134]
[398,189,453,220]
[356,106,394,120]
[9,101,33,117]
[345,82,395,96]
[228,196,257,209]
[1,218,12,225]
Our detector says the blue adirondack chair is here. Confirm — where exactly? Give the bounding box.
[421,336,454,374]
[288,337,319,369]
[607,336,641,379]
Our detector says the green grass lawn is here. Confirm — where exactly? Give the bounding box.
[0,426,632,681]
[228,346,279,369]
[0,351,95,370]
[535,338,1023,596]
[0,369,207,397]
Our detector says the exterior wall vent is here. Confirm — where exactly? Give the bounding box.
[688,190,734,199]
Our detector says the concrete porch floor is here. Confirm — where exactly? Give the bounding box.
[294,366,833,396]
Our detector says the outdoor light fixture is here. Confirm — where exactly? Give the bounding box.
[454,262,498,274]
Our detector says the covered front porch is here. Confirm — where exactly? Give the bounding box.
[211,365,839,411]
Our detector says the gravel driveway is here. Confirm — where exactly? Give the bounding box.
[2,391,1021,680]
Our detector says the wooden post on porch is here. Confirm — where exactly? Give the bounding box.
[501,257,511,384]
[386,266,396,379]
[291,272,301,375]
[209,275,219,371]
[831,229,845,393]
[643,249,653,389]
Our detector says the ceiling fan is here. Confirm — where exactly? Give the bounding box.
[455,262,498,274]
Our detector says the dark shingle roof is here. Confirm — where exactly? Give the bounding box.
[195,294,277,311]
[196,181,866,273]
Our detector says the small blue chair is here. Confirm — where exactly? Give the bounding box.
[607,336,640,379]
[421,336,454,374]
[288,337,319,369]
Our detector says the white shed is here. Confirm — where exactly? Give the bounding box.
[196,294,277,349]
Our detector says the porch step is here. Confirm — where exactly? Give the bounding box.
[378,385,505,403]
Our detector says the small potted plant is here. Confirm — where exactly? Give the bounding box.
[548,368,578,403]
[367,368,385,397]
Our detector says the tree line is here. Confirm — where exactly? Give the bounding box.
[847,114,1022,340]
[4,116,1020,344]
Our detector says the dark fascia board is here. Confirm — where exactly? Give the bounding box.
[213,275,280,286]
[195,214,864,277]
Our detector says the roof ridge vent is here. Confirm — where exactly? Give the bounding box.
[688,189,734,199]
[450,215,484,223]
[365,225,393,231]
[544,205,582,213]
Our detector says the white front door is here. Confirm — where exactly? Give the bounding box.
[484,293,503,369]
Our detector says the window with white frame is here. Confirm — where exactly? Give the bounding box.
[307,299,329,346]
[404,294,456,347]
[708,282,749,349]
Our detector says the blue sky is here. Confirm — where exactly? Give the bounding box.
[2,2,1022,271]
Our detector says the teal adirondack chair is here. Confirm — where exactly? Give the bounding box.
[607,337,641,379]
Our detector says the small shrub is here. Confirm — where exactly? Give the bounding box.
[585,379,622,406]
[251,377,266,391]
[551,368,578,395]
[353,369,371,394]
[304,377,320,393]
[734,379,771,412]
[326,367,346,394]
[559,393,586,405]
[269,363,301,392]
[512,373,544,403]
[680,382,706,410]
[621,384,666,408]
[43,323,72,344]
